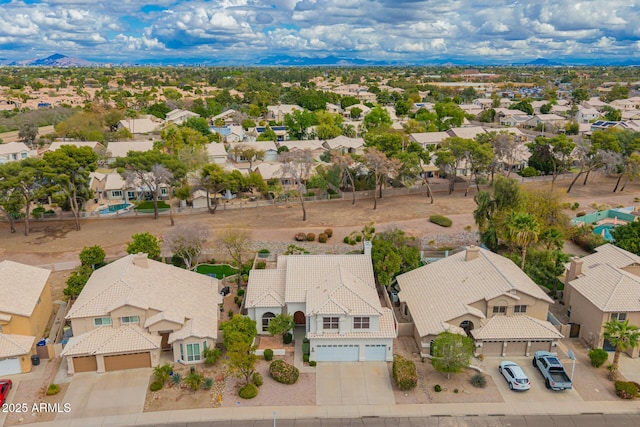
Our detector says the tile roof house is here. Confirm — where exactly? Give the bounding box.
[61,253,222,374]
[245,252,397,362]
[46,140,104,153]
[0,142,33,164]
[0,261,53,375]
[563,244,640,357]
[117,117,162,135]
[165,109,199,126]
[322,136,365,154]
[106,140,155,163]
[265,104,302,123]
[396,246,561,358]
[409,132,450,149]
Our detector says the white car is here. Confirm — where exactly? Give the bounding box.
[499,361,531,391]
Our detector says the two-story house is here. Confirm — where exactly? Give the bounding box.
[245,251,396,362]
[61,254,222,374]
[396,246,562,358]
[0,261,53,375]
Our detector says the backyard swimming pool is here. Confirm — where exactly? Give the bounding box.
[99,203,130,215]
[593,224,615,241]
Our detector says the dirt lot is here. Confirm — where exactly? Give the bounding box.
[391,336,503,404]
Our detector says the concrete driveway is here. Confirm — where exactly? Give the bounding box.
[316,362,393,405]
[56,368,151,421]
[486,357,583,403]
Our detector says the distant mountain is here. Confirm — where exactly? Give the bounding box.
[523,58,565,67]
[9,53,96,67]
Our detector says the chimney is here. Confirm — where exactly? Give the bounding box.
[566,257,583,283]
[466,245,480,261]
[132,253,149,268]
[363,240,372,256]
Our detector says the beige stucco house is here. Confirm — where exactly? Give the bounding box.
[245,252,396,362]
[0,261,53,375]
[61,254,222,374]
[563,244,640,357]
[396,246,562,358]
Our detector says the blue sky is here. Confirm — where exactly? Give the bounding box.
[1,0,639,65]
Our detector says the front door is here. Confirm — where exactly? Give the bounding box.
[160,332,171,351]
[294,311,306,325]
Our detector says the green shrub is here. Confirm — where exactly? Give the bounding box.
[588,348,609,368]
[228,310,234,319]
[237,289,245,297]
[204,347,222,366]
[252,372,264,387]
[355,234,362,242]
[303,354,310,363]
[572,202,580,210]
[343,236,351,244]
[324,228,333,238]
[615,381,639,399]
[256,261,267,269]
[263,349,274,361]
[242,274,249,283]
[203,378,214,390]
[239,383,259,399]
[149,381,163,392]
[234,295,242,307]
[520,166,540,177]
[303,337,310,344]
[258,249,270,254]
[309,361,317,367]
[302,342,310,355]
[283,332,293,344]
[153,363,174,384]
[171,373,181,385]
[306,233,316,241]
[318,233,328,243]
[429,215,452,227]
[434,384,442,392]
[46,384,61,396]
[269,360,300,384]
[470,373,487,388]
[454,388,459,394]
[393,354,418,391]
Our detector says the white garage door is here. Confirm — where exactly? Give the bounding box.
[315,344,359,362]
[364,344,387,361]
[0,358,21,375]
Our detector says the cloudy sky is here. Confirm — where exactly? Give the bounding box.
[1,0,639,64]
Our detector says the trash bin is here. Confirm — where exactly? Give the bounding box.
[31,354,40,366]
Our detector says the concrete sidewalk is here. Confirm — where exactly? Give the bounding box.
[37,399,640,427]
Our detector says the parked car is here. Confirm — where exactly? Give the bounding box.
[532,351,572,391]
[499,361,530,391]
[0,379,12,405]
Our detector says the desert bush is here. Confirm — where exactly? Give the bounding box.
[303,354,310,363]
[324,229,333,238]
[237,289,245,297]
[588,348,609,368]
[520,166,540,177]
[171,373,181,385]
[309,361,317,367]
[306,233,316,241]
[204,347,222,366]
[615,381,639,399]
[572,202,580,210]
[318,233,328,243]
[239,383,259,399]
[149,381,163,392]
[184,371,205,391]
[283,332,293,344]
[153,363,173,384]
[203,378,214,390]
[234,295,243,307]
[470,373,487,388]
[46,384,61,396]
[392,354,418,390]
[269,360,300,384]
[263,349,274,361]
[294,232,307,241]
[258,248,270,254]
[429,215,452,227]
[252,372,264,387]
[256,261,267,269]
[434,384,442,392]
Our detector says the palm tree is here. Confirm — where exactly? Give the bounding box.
[505,212,540,269]
[603,319,640,380]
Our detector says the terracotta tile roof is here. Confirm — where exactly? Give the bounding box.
[245,269,286,309]
[307,308,396,340]
[60,325,161,357]
[0,333,36,358]
[0,260,50,317]
[575,243,640,271]
[471,315,563,340]
[397,247,553,338]
[66,254,222,342]
[569,263,640,312]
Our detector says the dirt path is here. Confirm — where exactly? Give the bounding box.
[0,177,637,267]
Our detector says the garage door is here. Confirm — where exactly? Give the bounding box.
[315,344,359,362]
[506,341,528,356]
[481,341,503,356]
[0,358,21,375]
[104,352,151,371]
[530,341,552,353]
[73,356,97,373]
[364,344,387,361]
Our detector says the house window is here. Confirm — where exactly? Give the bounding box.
[94,317,112,326]
[323,317,339,330]
[127,191,136,199]
[179,343,184,360]
[492,306,506,315]
[160,188,168,196]
[514,305,527,313]
[262,312,276,332]
[611,313,627,322]
[121,316,139,324]
[186,343,201,362]
[353,317,370,329]
[112,190,122,197]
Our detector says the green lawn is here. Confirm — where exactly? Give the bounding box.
[134,201,170,210]
[195,264,238,278]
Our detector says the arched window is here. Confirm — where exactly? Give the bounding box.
[262,312,276,332]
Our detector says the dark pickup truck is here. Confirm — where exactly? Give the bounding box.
[532,351,572,391]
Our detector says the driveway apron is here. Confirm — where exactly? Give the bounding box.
[316,362,393,405]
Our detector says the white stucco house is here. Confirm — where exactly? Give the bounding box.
[245,250,397,362]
